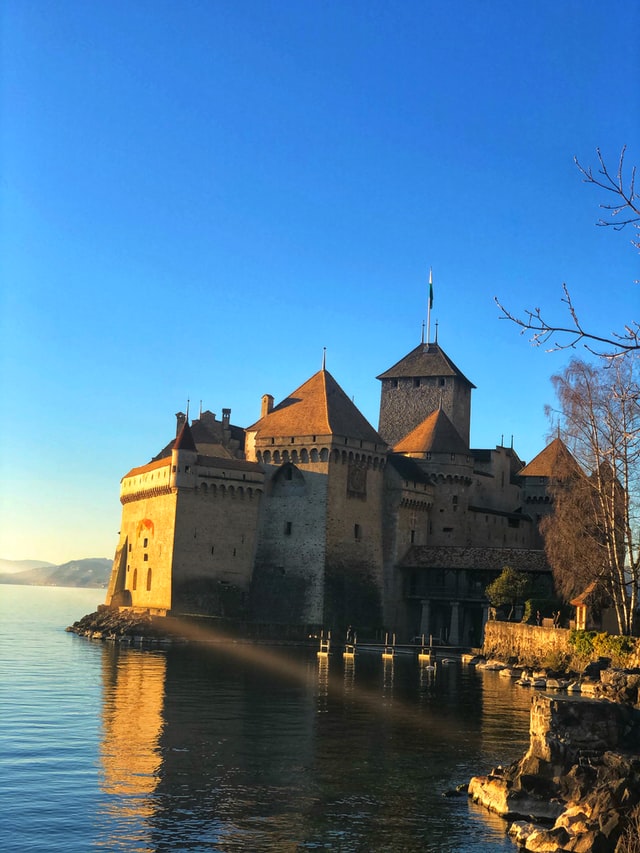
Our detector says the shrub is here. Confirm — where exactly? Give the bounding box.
[541,648,570,672]
[568,628,596,659]
[568,629,636,666]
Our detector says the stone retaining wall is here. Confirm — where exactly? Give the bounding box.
[483,620,570,666]
[483,620,640,668]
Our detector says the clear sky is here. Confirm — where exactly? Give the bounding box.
[1,1,638,564]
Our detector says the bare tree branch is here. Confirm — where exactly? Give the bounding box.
[575,146,640,247]
[497,147,639,357]
[495,285,640,356]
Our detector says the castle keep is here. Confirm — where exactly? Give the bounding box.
[105,337,556,645]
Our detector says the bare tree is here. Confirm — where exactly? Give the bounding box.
[542,355,640,634]
[496,147,639,356]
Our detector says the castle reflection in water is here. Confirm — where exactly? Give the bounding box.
[96,641,532,852]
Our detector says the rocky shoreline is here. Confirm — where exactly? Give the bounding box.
[467,659,640,852]
[66,605,179,644]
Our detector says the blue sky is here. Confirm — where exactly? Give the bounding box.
[1,1,638,564]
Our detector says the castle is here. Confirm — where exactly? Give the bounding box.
[105,336,558,645]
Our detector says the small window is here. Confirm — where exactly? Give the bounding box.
[143,553,148,562]
[143,537,148,547]
[290,437,295,443]
[354,523,362,540]
[211,545,215,554]
[392,379,399,389]
[439,378,445,387]
[128,544,132,553]
[450,453,456,461]
[410,530,415,543]
[233,547,236,557]
[413,378,420,387]
[284,521,292,535]
[132,569,138,590]
[146,569,152,591]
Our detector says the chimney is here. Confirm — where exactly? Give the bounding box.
[261,394,274,418]
[222,408,231,429]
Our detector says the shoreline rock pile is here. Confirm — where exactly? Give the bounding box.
[468,670,640,852]
[66,605,171,644]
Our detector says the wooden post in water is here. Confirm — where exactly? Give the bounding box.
[382,632,395,660]
[418,633,436,666]
[317,629,331,658]
[343,630,356,659]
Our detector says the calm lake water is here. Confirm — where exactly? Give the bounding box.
[0,586,533,852]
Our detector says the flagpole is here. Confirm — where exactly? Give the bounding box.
[426,267,433,344]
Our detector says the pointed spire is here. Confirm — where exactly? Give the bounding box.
[322,347,326,370]
[174,418,197,452]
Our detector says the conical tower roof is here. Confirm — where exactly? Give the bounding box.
[173,419,197,452]
[249,369,384,444]
[519,436,579,478]
[393,407,469,455]
[376,342,475,387]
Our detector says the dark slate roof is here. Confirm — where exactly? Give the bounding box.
[248,369,385,445]
[174,420,197,452]
[398,546,549,572]
[393,407,469,454]
[376,342,475,387]
[386,454,432,484]
[153,414,245,461]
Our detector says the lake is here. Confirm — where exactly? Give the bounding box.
[0,585,533,852]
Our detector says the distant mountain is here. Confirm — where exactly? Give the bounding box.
[0,558,55,574]
[0,558,112,588]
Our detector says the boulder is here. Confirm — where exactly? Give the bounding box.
[469,694,640,852]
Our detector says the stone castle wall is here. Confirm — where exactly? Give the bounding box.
[324,454,385,632]
[252,462,330,625]
[378,376,471,446]
[172,487,261,587]
[115,489,178,612]
[483,620,570,665]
